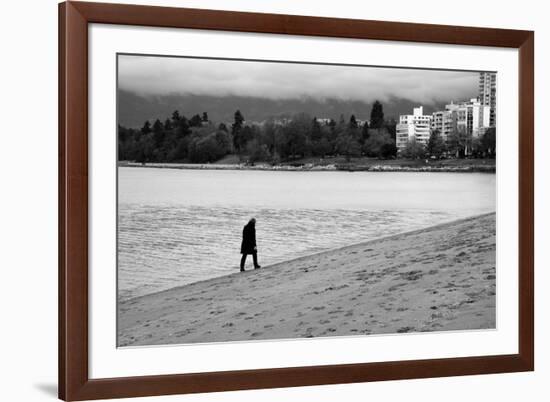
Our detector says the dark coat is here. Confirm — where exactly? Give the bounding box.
[240,222,256,254]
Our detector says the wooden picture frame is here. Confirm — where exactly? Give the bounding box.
[59,1,534,400]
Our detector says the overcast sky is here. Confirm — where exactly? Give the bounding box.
[118,54,481,105]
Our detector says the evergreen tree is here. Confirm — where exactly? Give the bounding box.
[176,117,190,138]
[202,112,209,122]
[164,118,173,131]
[384,118,397,142]
[347,114,361,143]
[326,119,338,152]
[370,101,385,129]
[189,114,203,127]
[232,110,245,152]
[172,110,181,122]
[152,119,165,147]
[152,119,163,133]
[218,122,228,132]
[311,117,322,141]
[261,120,279,158]
[141,120,152,135]
[361,121,370,144]
[328,119,337,132]
[349,114,358,129]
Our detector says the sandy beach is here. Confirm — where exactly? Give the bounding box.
[118,213,496,347]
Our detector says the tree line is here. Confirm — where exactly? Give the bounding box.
[118,101,398,164]
[118,100,496,164]
[401,127,496,160]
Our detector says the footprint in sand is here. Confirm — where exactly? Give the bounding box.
[399,270,424,281]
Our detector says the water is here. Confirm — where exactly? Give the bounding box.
[118,168,496,301]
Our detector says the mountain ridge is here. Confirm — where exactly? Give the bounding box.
[118,89,446,128]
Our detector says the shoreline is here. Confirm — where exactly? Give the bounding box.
[118,213,496,346]
[121,212,494,304]
[119,161,496,173]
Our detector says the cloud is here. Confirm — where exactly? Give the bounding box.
[118,54,481,105]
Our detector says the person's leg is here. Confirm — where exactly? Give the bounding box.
[240,254,247,272]
[253,251,260,269]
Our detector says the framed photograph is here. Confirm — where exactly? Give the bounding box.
[59,1,534,400]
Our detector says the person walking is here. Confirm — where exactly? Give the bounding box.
[240,218,261,272]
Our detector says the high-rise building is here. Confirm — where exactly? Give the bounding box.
[431,108,456,142]
[455,98,491,138]
[396,106,433,151]
[432,99,490,141]
[479,72,497,127]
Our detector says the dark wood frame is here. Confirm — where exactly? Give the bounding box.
[59,1,534,400]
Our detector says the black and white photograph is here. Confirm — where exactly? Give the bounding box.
[116,54,497,347]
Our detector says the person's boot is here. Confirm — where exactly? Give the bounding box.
[254,265,261,269]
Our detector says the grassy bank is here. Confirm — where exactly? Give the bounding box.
[119,156,495,173]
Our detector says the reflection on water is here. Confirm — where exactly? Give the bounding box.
[118,168,496,301]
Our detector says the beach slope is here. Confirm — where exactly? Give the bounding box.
[118,213,496,346]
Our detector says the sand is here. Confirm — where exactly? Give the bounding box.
[118,213,496,347]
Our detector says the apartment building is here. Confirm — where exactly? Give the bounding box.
[454,98,491,138]
[431,98,490,141]
[396,106,432,151]
[431,108,456,142]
